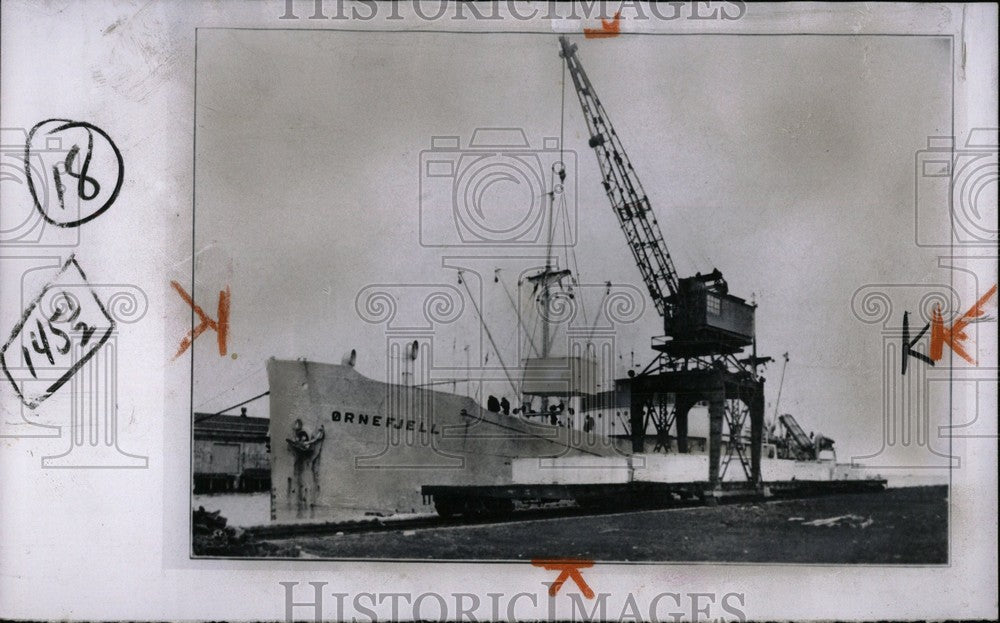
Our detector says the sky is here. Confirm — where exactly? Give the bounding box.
[192,30,952,468]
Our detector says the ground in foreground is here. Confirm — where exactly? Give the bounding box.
[279,485,947,563]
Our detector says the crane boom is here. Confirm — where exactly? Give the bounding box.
[559,36,757,359]
[559,36,679,317]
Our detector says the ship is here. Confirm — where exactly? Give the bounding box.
[268,355,636,522]
[261,35,879,525]
[267,351,861,524]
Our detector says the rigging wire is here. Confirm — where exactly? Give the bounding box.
[560,190,589,332]
[527,287,541,358]
[193,365,267,412]
[194,390,271,423]
[457,270,520,397]
[496,269,541,357]
[771,352,791,428]
[585,281,613,347]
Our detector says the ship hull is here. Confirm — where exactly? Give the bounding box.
[268,358,630,523]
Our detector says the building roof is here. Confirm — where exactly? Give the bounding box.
[193,413,269,442]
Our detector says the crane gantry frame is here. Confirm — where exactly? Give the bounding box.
[558,36,769,486]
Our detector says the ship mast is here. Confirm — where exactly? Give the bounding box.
[526,162,571,414]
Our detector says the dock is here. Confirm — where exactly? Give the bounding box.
[267,485,946,564]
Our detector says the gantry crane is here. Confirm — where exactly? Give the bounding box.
[558,36,757,366]
[558,36,767,485]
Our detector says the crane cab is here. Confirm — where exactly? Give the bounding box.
[655,270,756,358]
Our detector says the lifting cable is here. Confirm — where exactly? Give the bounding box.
[554,50,595,352]
[560,51,566,164]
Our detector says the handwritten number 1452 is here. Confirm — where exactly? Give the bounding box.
[22,292,97,378]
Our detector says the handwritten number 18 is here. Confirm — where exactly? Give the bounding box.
[53,129,101,206]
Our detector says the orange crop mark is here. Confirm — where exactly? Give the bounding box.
[531,559,595,598]
[584,10,621,38]
[930,284,997,365]
[171,280,230,359]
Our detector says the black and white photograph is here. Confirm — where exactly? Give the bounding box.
[1,2,996,621]
[190,28,958,563]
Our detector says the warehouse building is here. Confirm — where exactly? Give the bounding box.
[193,408,270,493]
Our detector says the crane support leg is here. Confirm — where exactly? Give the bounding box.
[625,368,765,487]
[707,389,726,485]
[675,394,697,454]
[629,393,646,453]
[750,382,765,485]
